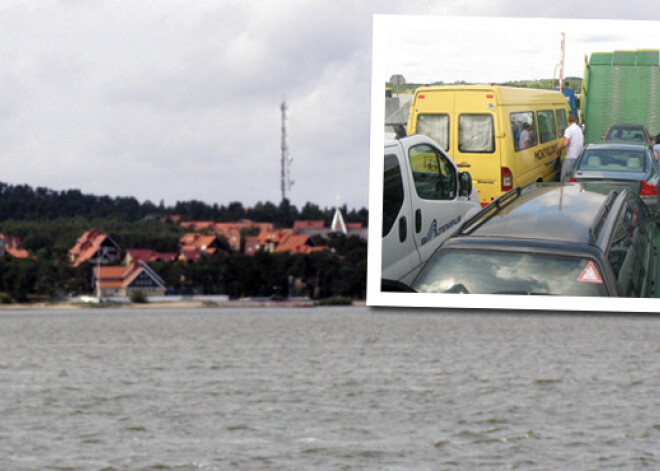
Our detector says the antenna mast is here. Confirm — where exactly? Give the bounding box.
[280,100,294,201]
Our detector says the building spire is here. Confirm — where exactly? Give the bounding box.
[331,194,347,234]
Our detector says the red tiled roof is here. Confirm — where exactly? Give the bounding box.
[274,234,325,254]
[70,229,106,267]
[5,247,29,259]
[125,249,178,264]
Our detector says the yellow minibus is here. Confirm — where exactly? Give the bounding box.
[407,85,571,206]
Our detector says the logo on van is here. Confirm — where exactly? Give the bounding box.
[534,144,558,160]
[421,215,462,246]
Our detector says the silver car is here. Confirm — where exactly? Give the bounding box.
[568,142,660,221]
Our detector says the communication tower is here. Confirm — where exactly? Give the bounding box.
[281,100,294,201]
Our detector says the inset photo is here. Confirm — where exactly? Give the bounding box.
[368,15,660,313]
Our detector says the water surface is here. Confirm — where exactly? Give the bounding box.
[0,307,659,469]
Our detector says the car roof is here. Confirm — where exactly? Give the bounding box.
[454,183,622,248]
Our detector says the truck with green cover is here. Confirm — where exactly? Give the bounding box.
[581,49,660,145]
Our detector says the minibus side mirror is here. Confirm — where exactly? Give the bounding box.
[458,171,473,197]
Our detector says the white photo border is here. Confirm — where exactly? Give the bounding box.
[367,14,660,314]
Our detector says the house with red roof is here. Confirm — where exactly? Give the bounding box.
[243,236,262,255]
[274,233,326,255]
[213,222,244,252]
[179,233,225,261]
[69,229,121,267]
[93,261,167,298]
[241,229,325,255]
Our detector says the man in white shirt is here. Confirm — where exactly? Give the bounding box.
[557,114,584,181]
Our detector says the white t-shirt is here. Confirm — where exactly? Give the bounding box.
[563,123,584,160]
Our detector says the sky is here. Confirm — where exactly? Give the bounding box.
[379,16,660,86]
[1,1,660,211]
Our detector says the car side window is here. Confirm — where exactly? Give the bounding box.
[510,111,538,151]
[408,144,457,201]
[383,154,404,237]
[608,201,643,297]
[537,110,556,144]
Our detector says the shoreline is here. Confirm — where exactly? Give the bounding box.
[0,299,367,310]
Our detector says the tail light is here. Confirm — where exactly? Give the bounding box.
[501,167,513,192]
[640,179,658,196]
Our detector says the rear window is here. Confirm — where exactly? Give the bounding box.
[458,114,494,153]
[605,127,647,142]
[416,114,449,151]
[577,148,647,173]
[414,249,609,296]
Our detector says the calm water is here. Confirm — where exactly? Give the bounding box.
[1,306,660,469]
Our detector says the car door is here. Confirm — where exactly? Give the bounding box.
[405,141,461,270]
[606,195,651,297]
[381,151,421,285]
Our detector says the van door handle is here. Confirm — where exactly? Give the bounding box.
[457,163,471,168]
[415,209,422,233]
[398,216,407,243]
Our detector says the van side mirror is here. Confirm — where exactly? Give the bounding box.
[458,171,473,197]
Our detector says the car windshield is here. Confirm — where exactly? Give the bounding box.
[414,250,609,296]
[577,148,646,173]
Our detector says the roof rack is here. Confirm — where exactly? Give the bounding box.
[588,189,618,243]
[458,186,523,235]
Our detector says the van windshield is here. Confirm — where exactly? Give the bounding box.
[416,114,449,151]
[414,250,609,296]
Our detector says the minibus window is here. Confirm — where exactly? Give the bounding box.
[537,110,557,143]
[416,114,449,151]
[510,111,537,151]
[458,114,494,153]
[556,109,567,137]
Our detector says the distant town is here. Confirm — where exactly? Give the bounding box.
[0,182,368,304]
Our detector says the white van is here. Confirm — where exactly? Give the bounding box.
[382,134,481,287]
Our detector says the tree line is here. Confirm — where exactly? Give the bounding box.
[386,77,583,95]
[0,182,368,227]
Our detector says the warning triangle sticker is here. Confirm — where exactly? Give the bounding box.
[578,261,602,284]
